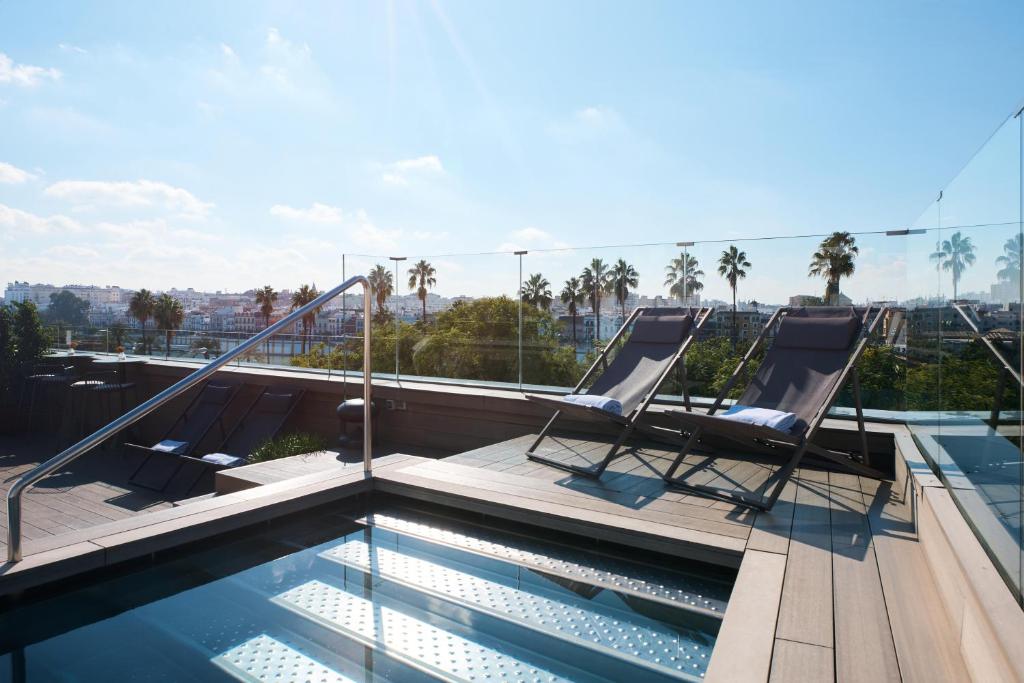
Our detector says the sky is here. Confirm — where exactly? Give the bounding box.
[0,0,1022,305]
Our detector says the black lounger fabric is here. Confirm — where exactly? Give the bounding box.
[585,310,695,415]
[173,383,235,450]
[736,307,862,434]
[219,390,301,458]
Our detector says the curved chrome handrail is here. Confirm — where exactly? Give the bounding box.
[6,275,373,563]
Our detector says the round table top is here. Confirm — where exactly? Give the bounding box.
[92,356,149,365]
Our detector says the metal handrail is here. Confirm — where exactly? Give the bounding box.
[6,275,373,563]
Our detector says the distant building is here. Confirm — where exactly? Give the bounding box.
[4,281,126,310]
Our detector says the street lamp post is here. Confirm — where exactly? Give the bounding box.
[389,257,407,382]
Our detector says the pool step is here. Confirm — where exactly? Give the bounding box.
[321,539,711,681]
[357,511,727,618]
[213,634,356,683]
[273,579,573,683]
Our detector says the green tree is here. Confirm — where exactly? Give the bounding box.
[129,289,155,354]
[45,290,90,327]
[608,258,639,321]
[995,233,1021,288]
[368,264,394,315]
[930,231,976,300]
[153,294,184,359]
[809,231,858,305]
[664,252,704,303]
[290,284,320,354]
[717,245,751,346]
[560,277,585,346]
[412,297,580,386]
[0,305,14,399]
[520,273,553,311]
[12,301,49,371]
[407,259,437,323]
[580,258,610,342]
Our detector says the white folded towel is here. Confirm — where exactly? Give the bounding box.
[562,394,623,416]
[201,452,247,467]
[719,405,797,432]
[152,439,189,455]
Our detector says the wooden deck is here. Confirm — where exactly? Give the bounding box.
[0,434,179,558]
[373,432,972,682]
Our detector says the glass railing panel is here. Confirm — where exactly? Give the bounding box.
[929,113,1022,602]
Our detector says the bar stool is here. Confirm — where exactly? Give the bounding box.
[68,370,138,448]
[20,363,76,432]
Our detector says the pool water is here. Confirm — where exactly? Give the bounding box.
[0,501,733,682]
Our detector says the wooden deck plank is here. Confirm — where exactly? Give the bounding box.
[705,549,787,683]
[863,474,971,682]
[769,638,834,683]
[832,544,900,682]
[775,470,834,649]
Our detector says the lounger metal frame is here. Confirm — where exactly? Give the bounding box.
[126,382,239,490]
[525,306,713,479]
[662,306,888,511]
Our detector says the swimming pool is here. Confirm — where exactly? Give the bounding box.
[0,499,733,681]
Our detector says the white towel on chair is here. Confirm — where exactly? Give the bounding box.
[201,452,247,467]
[562,394,623,416]
[719,405,797,432]
[152,439,189,455]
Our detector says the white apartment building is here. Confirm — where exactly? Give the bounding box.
[4,282,127,309]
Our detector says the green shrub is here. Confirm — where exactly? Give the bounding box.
[248,432,329,464]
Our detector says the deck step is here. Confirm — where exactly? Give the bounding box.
[357,511,727,617]
[213,634,356,683]
[320,539,711,681]
[273,580,572,683]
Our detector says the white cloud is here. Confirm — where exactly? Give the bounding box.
[45,244,98,258]
[496,226,571,253]
[220,43,237,60]
[44,179,214,218]
[0,161,37,184]
[0,203,82,236]
[547,105,624,142]
[270,202,343,224]
[0,52,61,86]
[58,43,88,55]
[381,155,445,185]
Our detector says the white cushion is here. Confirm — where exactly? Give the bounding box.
[201,452,247,467]
[152,439,189,455]
[719,405,797,432]
[562,394,623,416]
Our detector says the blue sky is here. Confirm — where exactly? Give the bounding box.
[0,1,1022,304]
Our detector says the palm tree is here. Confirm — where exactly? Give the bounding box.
[128,288,155,354]
[717,245,751,346]
[520,273,553,310]
[255,285,278,359]
[255,285,278,329]
[608,258,639,321]
[580,258,609,342]
[290,284,320,354]
[153,293,184,360]
[407,260,437,323]
[367,264,394,314]
[995,234,1022,288]
[664,252,704,303]
[809,231,859,305]
[560,277,585,346]
[929,231,976,300]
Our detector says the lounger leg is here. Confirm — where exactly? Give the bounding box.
[851,369,870,467]
[663,427,703,481]
[526,409,637,479]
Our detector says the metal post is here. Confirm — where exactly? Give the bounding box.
[389,257,406,382]
[515,250,527,389]
[363,281,373,474]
